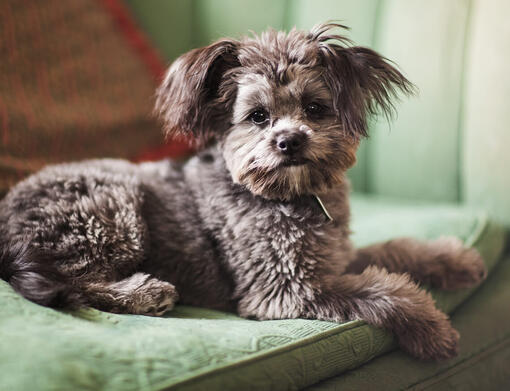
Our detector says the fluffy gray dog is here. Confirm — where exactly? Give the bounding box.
[0,24,486,360]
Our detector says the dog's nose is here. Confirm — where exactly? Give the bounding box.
[276,132,307,155]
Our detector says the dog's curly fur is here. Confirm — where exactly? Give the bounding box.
[0,24,486,360]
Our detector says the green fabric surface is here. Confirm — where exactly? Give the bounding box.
[125,0,288,58]
[367,0,470,202]
[0,195,505,391]
[305,255,510,391]
[462,0,510,230]
[124,0,195,61]
[193,0,287,47]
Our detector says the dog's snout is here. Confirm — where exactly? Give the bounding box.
[275,132,307,155]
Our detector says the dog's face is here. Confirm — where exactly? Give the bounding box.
[156,23,413,200]
[223,63,358,200]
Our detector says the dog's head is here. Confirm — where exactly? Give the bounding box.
[156,23,414,200]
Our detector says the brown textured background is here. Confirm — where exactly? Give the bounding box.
[0,0,170,193]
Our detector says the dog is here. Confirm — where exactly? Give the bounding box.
[0,23,486,360]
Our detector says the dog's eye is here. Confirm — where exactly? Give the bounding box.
[305,102,324,116]
[249,110,269,125]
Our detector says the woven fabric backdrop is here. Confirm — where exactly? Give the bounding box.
[0,0,191,194]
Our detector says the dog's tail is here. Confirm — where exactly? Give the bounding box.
[0,241,81,308]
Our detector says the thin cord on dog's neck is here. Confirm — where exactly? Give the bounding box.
[314,195,333,222]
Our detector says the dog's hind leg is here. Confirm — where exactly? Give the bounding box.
[81,273,179,316]
[345,237,486,290]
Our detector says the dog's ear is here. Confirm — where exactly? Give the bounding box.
[313,25,415,138]
[155,39,240,141]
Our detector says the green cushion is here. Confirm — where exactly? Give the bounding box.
[0,195,505,391]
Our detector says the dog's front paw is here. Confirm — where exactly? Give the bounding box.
[427,237,487,290]
[397,316,459,361]
[132,277,179,316]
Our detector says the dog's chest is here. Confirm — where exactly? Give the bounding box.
[207,193,346,318]
[212,192,339,278]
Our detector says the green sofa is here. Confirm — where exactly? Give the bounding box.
[1,0,509,390]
